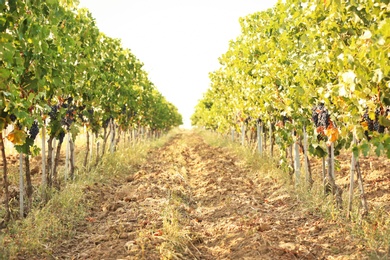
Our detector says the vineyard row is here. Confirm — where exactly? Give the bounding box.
[192,0,390,216]
[0,0,182,226]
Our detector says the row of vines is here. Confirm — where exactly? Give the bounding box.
[0,0,182,226]
[192,0,390,217]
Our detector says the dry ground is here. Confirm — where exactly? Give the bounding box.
[12,132,381,259]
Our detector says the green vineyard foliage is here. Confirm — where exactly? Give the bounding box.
[192,0,390,158]
[0,0,182,154]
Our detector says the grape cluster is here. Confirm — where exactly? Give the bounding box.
[62,97,73,108]
[375,108,385,133]
[312,103,330,129]
[9,114,17,122]
[62,108,75,129]
[363,107,388,139]
[77,105,87,123]
[362,111,374,131]
[28,121,39,140]
[49,105,59,120]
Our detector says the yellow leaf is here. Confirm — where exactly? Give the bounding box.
[361,121,368,130]
[325,127,339,143]
[7,130,26,145]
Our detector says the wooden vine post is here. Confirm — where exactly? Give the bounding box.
[41,122,47,197]
[25,154,32,214]
[293,131,301,186]
[19,153,24,218]
[257,120,263,155]
[347,134,369,218]
[327,145,343,209]
[84,130,90,169]
[303,126,313,187]
[65,132,70,181]
[241,123,245,146]
[51,138,56,183]
[347,134,357,219]
[0,132,10,225]
[110,119,115,154]
[322,156,326,194]
[69,137,75,180]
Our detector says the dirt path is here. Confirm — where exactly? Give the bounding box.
[49,132,365,259]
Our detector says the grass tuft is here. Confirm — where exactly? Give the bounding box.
[0,131,174,258]
[198,129,390,258]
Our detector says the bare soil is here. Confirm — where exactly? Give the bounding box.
[15,132,377,259]
[3,132,389,259]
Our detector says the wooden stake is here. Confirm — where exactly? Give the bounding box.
[65,132,70,181]
[303,126,313,187]
[269,121,273,157]
[19,152,24,218]
[241,123,245,146]
[293,133,301,186]
[41,122,47,193]
[347,135,356,219]
[257,121,263,155]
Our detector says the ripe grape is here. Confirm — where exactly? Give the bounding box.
[362,107,387,136]
[318,110,330,128]
[49,105,59,120]
[28,121,39,140]
[312,103,329,128]
[362,112,374,131]
[62,109,75,129]
[373,121,385,133]
[311,111,319,126]
[10,114,17,122]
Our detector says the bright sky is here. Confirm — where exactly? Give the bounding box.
[78,0,277,128]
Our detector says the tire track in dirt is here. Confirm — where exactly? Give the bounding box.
[51,132,365,259]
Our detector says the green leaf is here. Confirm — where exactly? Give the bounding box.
[0,68,11,79]
[375,143,384,157]
[360,143,370,157]
[378,116,390,127]
[352,146,359,158]
[309,144,327,158]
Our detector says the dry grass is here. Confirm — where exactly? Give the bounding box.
[0,129,175,258]
[198,129,390,259]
